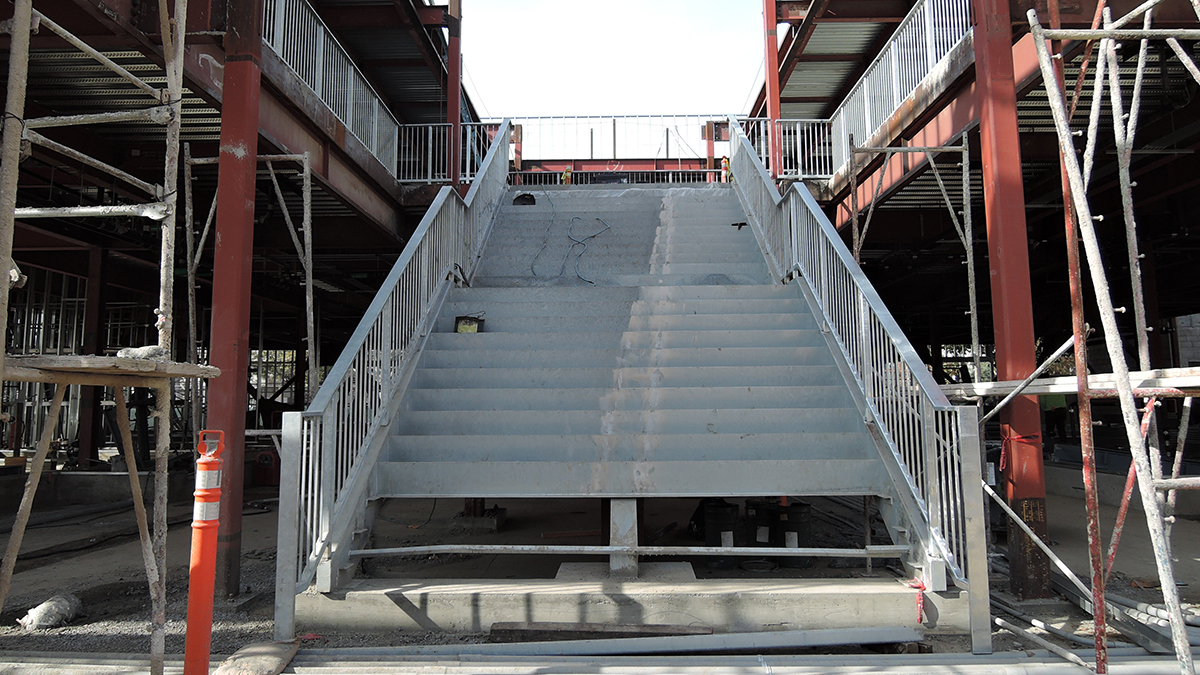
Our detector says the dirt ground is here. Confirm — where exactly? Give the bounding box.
[0,477,1197,659]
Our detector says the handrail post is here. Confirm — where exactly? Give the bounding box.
[274,412,303,641]
[858,293,874,402]
[957,405,992,654]
[921,395,945,592]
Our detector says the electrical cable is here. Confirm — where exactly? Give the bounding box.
[529,186,556,277]
[565,216,610,285]
[375,499,438,529]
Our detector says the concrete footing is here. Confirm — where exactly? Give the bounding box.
[296,572,971,635]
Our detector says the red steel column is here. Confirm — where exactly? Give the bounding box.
[210,0,262,599]
[763,0,781,177]
[973,0,1050,597]
[447,0,462,188]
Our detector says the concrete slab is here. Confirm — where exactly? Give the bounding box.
[554,562,696,582]
[295,576,969,634]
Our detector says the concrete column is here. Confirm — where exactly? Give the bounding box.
[609,498,638,578]
[211,0,263,599]
[972,0,1049,598]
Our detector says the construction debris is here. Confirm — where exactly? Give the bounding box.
[17,593,82,631]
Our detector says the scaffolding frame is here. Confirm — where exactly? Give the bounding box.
[0,0,209,673]
[1022,2,1200,672]
[182,149,317,434]
[846,136,981,378]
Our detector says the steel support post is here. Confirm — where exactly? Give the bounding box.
[211,0,262,599]
[972,0,1050,598]
[77,247,107,467]
[609,499,638,578]
[763,0,782,178]
[447,2,462,189]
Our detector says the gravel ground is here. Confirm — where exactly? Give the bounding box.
[0,546,488,655]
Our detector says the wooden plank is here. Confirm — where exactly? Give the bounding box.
[940,367,1200,397]
[7,355,220,379]
[3,365,160,387]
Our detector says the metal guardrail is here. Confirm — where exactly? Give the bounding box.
[729,119,986,604]
[776,119,835,179]
[262,0,400,175]
[499,115,733,162]
[274,121,512,640]
[828,0,973,173]
[745,0,973,180]
[396,122,501,183]
[508,169,721,186]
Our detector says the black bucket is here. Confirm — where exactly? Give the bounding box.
[744,498,779,548]
[703,500,739,570]
[778,500,812,568]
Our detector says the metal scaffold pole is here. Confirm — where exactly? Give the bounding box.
[0,0,195,671]
[1029,4,1200,671]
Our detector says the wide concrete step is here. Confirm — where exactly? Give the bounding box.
[417,346,832,369]
[471,273,774,287]
[402,384,856,411]
[424,329,827,350]
[296,576,923,635]
[440,299,634,318]
[483,243,763,262]
[386,429,873,462]
[408,365,844,389]
[445,285,792,302]
[439,298,807,318]
[648,250,766,263]
[390,407,866,437]
[373,458,888,497]
[647,262,769,276]
[435,312,815,333]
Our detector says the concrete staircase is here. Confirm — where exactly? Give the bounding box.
[299,184,971,637]
[370,185,891,499]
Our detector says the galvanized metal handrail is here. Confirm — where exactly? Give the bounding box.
[729,118,984,590]
[274,121,511,639]
[775,119,835,179]
[396,122,502,184]
[508,169,721,186]
[262,0,399,174]
[491,115,735,162]
[828,0,973,172]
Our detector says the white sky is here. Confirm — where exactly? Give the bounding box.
[459,0,769,119]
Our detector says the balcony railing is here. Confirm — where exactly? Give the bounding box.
[828,0,973,172]
[262,0,400,175]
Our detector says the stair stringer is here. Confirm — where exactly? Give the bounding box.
[788,273,946,591]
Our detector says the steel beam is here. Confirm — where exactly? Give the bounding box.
[973,0,1049,599]
[210,0,261,601]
